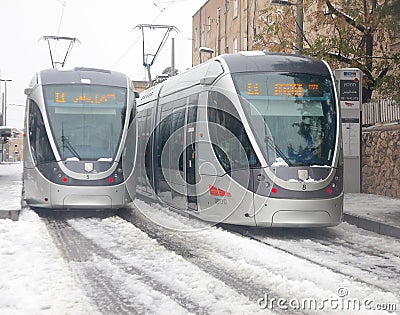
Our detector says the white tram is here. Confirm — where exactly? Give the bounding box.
[23,67,137,209]
[133,52,343,227]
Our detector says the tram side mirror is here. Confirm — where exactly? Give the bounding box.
[24,88,33,96]
[134,91,140,98]
[200,76,218,85]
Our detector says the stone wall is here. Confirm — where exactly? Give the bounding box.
[362,125,400,197]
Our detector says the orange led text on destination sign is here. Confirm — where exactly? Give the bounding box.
[55,92,116,104]
[274,83,303,96]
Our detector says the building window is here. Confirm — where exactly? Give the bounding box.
[207,16,211,31]
[233,37,238,53]
[267,14,273,25]
[233,0,238,18]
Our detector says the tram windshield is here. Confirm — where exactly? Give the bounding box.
[43,84,127,161]
[232,72,337,167]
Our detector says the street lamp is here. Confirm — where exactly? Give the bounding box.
[199,46,214,63]
[270,0,303,54]
[0,78,12,126]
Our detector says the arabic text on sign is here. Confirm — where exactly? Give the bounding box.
[54,92,116,104]
[274,83,303,96]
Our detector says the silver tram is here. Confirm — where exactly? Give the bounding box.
[23,67,137,209]
[133,51,343,227]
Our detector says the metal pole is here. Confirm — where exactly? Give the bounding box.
[0,79,12,126]
[171,37,175,76]
[295,0,303,54]
[146,65,152,87]
[4,81,7,126]
[1,92,4,126]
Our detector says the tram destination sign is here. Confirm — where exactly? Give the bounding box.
[55,92,117,104]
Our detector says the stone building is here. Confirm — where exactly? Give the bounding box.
[191,0,311,65]
[192,0,267,66]
[1,128,23,162]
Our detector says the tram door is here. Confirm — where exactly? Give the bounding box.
[186,97,198,211]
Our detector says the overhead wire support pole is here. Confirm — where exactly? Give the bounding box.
[134,24,179,87]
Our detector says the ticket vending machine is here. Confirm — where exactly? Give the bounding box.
[334,68,363,193]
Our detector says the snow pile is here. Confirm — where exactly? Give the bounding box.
[0,163,23,211]
[0,210,97,314]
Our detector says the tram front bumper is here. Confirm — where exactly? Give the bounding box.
[254,194,344,228]
[50,184,128,209]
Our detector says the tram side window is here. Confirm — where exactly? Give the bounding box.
[208,91,260,173]
[157,106,172,174]
[144,107,155,190]
[170,107,185,172]
[28,100,56,165]
[136,110,145,187]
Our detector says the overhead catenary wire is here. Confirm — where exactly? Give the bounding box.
[56,0,67,37]
[109,0,177,70]
[54,0,67,58]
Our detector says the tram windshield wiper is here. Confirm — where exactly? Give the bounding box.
[61,135,81,160]
[61,123,81,160]
[264,136,292,166]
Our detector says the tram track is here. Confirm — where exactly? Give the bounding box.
[223,224,400,294]
[42,215,210,315]
[37,206,399,314]
[118,208,313,315]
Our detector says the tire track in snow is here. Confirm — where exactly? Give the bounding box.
[225,225,400,294]
[44,217,208,315]
[119,209,307,315]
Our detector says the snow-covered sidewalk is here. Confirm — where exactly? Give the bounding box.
[344,193,400,238]
[0,162,23,220]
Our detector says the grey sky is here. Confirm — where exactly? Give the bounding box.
[0,0,206,129]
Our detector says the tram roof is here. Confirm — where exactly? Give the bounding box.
[138,51,332,104]
[36,67,128,87]
[219,51,331,76]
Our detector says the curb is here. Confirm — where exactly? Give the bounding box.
[0,210,20,221]
[344,213,400,239]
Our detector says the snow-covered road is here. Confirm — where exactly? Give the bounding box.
[27,200,400,314]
